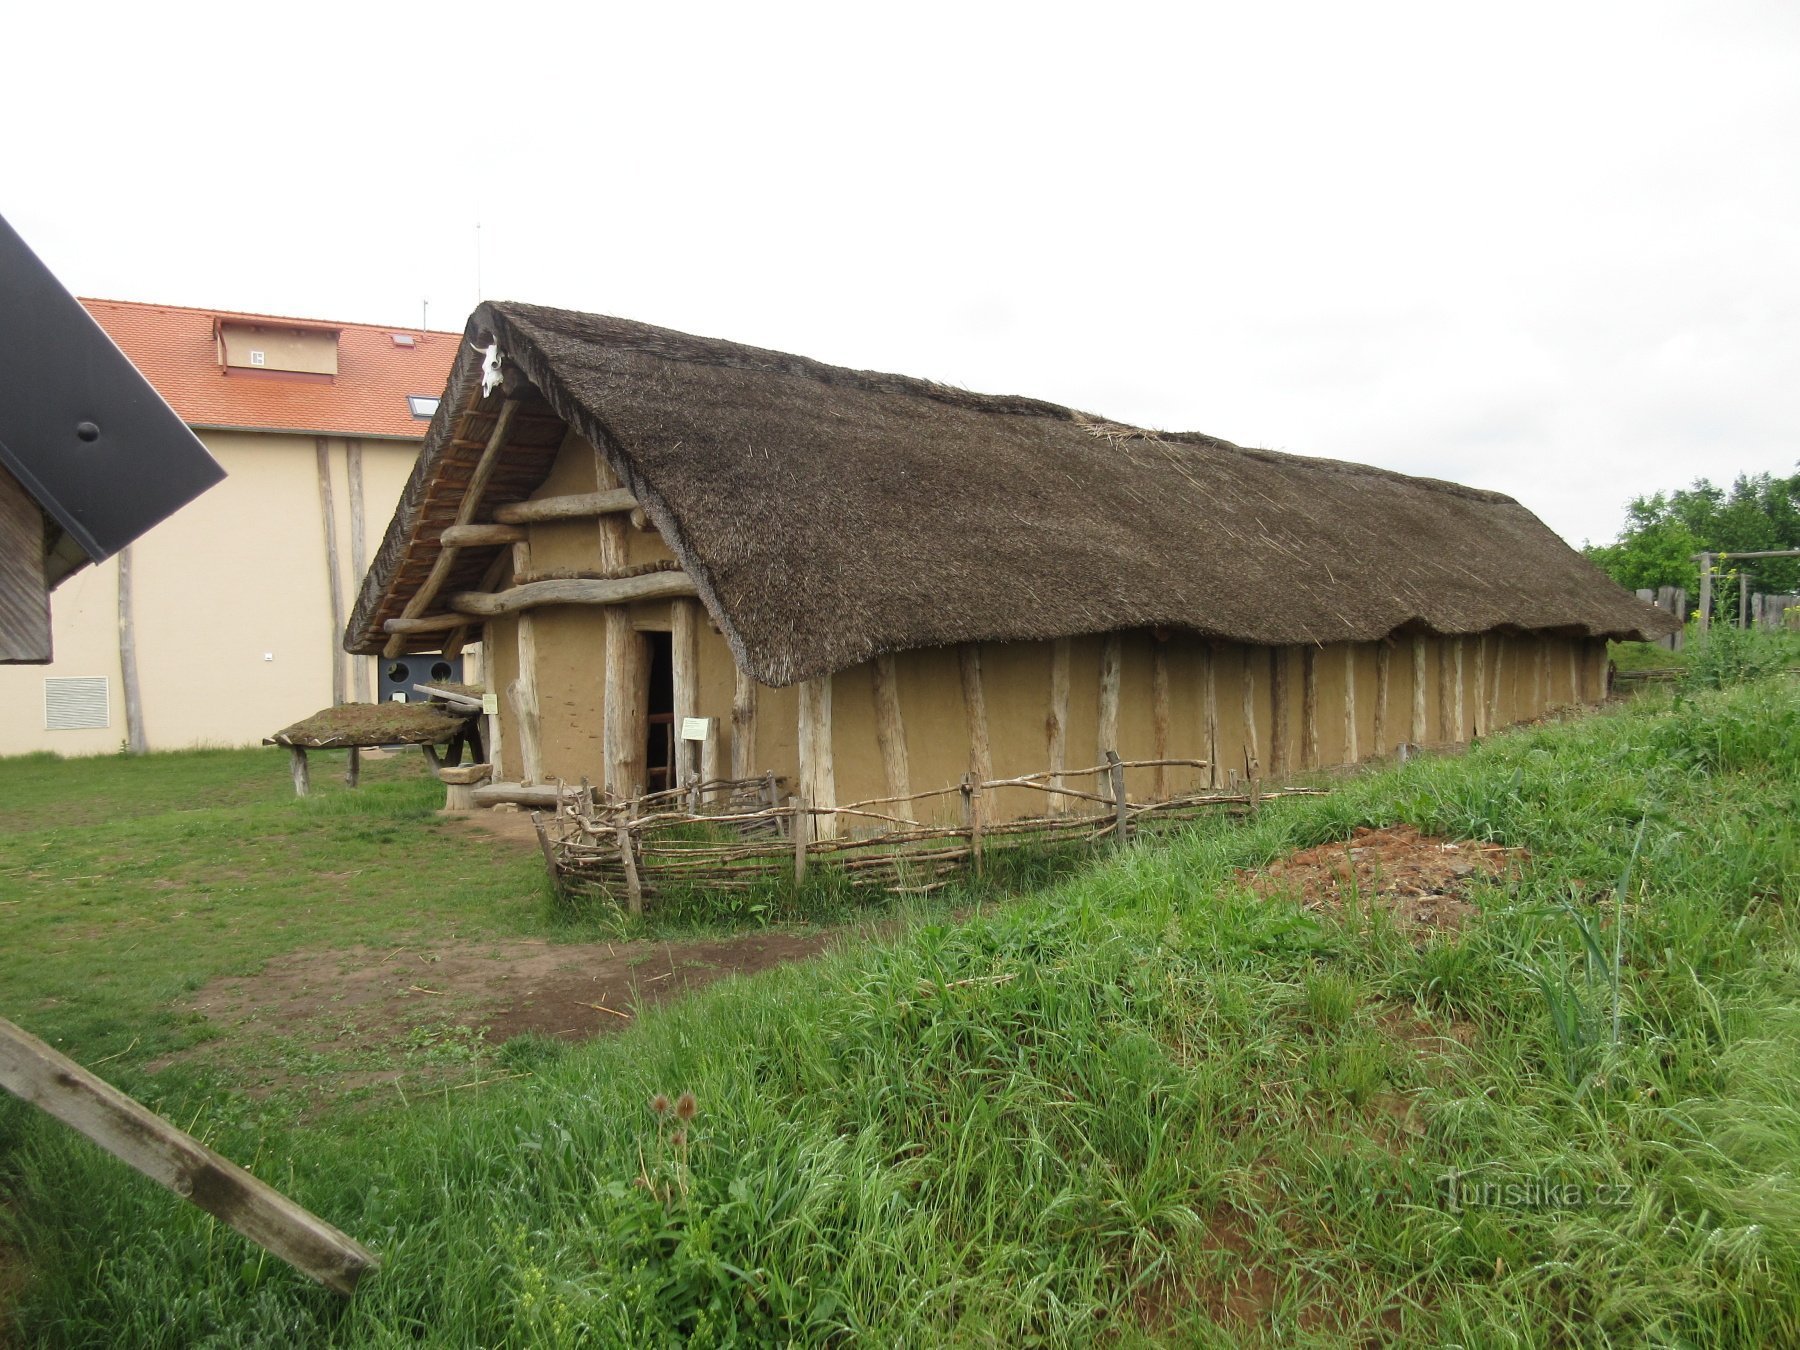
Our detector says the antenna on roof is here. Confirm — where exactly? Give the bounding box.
[421,299,429,332]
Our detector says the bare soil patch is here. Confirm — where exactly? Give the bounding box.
[1241,824,1523,938]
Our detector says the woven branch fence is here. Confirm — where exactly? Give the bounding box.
[533,753,1326,914]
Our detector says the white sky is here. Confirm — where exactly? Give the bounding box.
[8,1,1797,546]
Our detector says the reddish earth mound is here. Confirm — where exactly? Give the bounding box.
[1241,824,1523,937]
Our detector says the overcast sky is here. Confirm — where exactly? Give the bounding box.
[8,1,1796,546]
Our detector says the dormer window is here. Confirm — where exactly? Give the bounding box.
[215,318,340,377]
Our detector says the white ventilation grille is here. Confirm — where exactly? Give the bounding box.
[44,677,110,731]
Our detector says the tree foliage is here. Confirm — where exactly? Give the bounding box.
[1584,471,1800,597]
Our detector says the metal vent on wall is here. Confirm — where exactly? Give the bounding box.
[44,677,110,731]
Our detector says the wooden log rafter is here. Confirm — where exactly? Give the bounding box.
[446,570,697,618]
[491,488,638,525]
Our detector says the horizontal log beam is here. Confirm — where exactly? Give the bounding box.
[492,489,637,525]
[447,570,697,617]
[384,614,467,635]
[438,523,526,548]
[471,782,567,808]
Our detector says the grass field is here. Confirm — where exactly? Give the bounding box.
[3,679,1799,1345]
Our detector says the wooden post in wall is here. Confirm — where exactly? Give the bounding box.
[798,674,836,841]
[871,654,911,822]
[1300,646,1319,771]
[1342,644,1359,764]
[1150,640,1171,798]
[671,599,700,788]
[604,620,648,800]
[1439,638,1457,744]
[731,666,759,783]
[514,616,543,786]
[1541,638,1555,709]
[1472,637,1487,738]
[314,438,347,707]
[346,439,370,704]
[1268,648,1290,777]
[1097,633,1122,765]
[1047,637,1070,811]
[1200,644,1220,789]
[1373,642,1390,758]
[1568,642,1582,706]
[959,643,993,784]
[1489,636,1505,730]
[1241,646,1261,771]
[482,622,505,777]
[1410,636,1427,748]
[116,546,147,755]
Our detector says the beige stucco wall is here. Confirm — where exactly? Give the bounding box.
[0,429,422,757]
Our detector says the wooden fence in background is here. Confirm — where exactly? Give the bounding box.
[535,754,1326,913]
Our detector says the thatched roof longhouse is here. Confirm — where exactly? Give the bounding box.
[347,303,1674,683]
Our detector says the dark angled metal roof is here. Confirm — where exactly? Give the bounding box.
[0,213,223,565]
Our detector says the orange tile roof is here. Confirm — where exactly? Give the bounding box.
[79,298,461,440]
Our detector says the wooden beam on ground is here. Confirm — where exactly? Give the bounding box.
[0,1017,377,1295]
[1301,646,1319,771]
[871,654,911,818]
[605,620,648,799]
[0,465,51,663]
[116,546,147,754]
[1411,636,1427,748]
[1373,642,1390,758]
[447,571,697,618]
[314,439,347,706]
[798,674,836,841]
[1097,633,1122,761]
[1047,638,1070,811]
[1342,644,1359,765]
[731,665,759,781]
[671,600,700,787]
[1150,641,1171,798]
[438,523,526,549]
[1268,647,1290,777]
[492,489,637,525]
[383,399,520,659]
[959,643,992,783]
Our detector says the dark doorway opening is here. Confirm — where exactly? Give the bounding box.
[645,630,675,792]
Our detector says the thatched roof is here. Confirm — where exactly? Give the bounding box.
[348,302,1675,683]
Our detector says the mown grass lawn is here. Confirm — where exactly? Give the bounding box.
[4,682,1800,1346]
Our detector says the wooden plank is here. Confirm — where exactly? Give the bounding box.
[0,465,51,663]
[671,600,700,788]
[731,665,759,781]
[1373,642,1390,758]
[491,488,637,525]
[346,439,370,704]
[959,643,992,783]
[0,1016,377,1295]
[1097,633,1122,762]
[798,674,836,841]
[605,621,648,799]
[1444,638,1461,743]
[438,523,526,548]
[1047,637,1071,810]
[1300,646,1319,771]
[1268,648,1290,777]
[447,570,697,617]
[116,546,147,755]
[1150,642,1171,798]
[1411,636,1427,747]
[1241,646,1261,770]
[289,747,309,797]
[1200,643,1219,789]
[1342,644,1359,764]
[314,439,347,706]
[384,399,519,659]
[871,654,911,818]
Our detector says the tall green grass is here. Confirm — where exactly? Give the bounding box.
[5,680,1800,1344]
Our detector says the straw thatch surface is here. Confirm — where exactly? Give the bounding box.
[268,703,469,749]
[348,303,1675,683]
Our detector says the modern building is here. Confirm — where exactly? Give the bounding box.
[348,302,1675,825]
[0,300,458,755]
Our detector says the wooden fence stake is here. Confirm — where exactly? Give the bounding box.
[0,1016,378,1295]
[1244,747,1261,817]
[617,805,644,916]
[789,795,808,886]
[961,774,985,877]
[1106,749,1129,846]
[532,812,565,903]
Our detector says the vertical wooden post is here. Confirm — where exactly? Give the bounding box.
[699,721,721,801]
[1300,646,1319,771]
[671,599,700,788]
[798,674,836,841]
[1106,749,1129,846]
[1373,642,1391,760]
[1268,648,1290,777]
[514,616,543,785]
[789,795,807,885]
[1047,637,1071,811]
[116,546,147,755]
[1541,638,1555,710]
[1444,639,1461,743]
[346,439,371,705]
[1698,553,1713,633]
[1472,637,1487,738]
[314,438,347,707]
[1410,636,1427,749]
[1531,636,1544,714]
[1490,636,1505,730]
[289,747,310,797]
[961,774,984,877]
[731,665,759,781]
[344,746,360,788]
[1568,643,1582,705]
[1240,646,1261,771]
[1150,641,1171,798]
[1244,746,1261,817]
[1200,643,1219,789]
[959,643,993,783]
[532,811,564,902]
[1097,634,1122,764]
[617,811,644,916]
[871,654,911,821]
[483,622,505,777]
[1342,643,1359,765]
[605,619,648,800]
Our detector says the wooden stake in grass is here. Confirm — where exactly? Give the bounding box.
[0,1016,378,1296]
